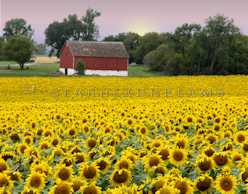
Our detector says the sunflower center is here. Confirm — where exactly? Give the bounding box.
[31,177,40,187]
[0,163,7,172]
[175,181,187,194]
[55,185,70,194]
[243,143,248,152]
[152,181,164,193]
[69,129,75,135]
[84,187,97,194]
[238,135,245,142]
[98,160,107,170]
[159,150,169,160]
[72,181,82,192]
[141,128,146,134]
[76,155,85,164]
[0,178,8,187]
[176,140,185,149]
[214,155,228,166]
[88,139,97,148]
[59,169,70,180]
[113,171,128,183]
[234,156,241,162]
[149,157,160,167]
[242,170,248,182]
[155,167,165,175]
[119,161,129,169]
[84,167,96,178]
[197,178,211,191]
[198,159,211,171]
[173,151,183,161]
[221,178,232,191]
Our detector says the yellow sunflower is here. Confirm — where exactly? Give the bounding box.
[169,147,187,167]
[60,155,76,167]
[21,186,40,194]
[154,164,168,176]
[38,141,50,150]
[202,146,215,157]
[173,175,193,194]
[80,182,102,194]
[239,164,248,183]
[54,164,74,182]
[71,176,85,193]
[138,125,149,136]
[49,136,61,147]
[67,127,78,138]
[115,156,133,171]
[213,152,230,168]
[0,159,9,173]
[0,172,14,192]
[110,169,132,187]
[16,142,28,156]
[175,135,189,149]
[94,157,111,175]
[144,154,163,171]
[75,152,88,164]
[234,131,247,145]
[79,163,100,182]
[48,179,73,194]
[6,170,23,182]
[215,174,237,194]
[194,174,214,194]
[149,176,168,194]
[31,161,52,177]
[26,171,46,191]
[196,154,216,174]
[84,138,98,150]
[230,150,244,167]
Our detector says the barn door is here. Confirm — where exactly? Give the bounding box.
[65,68,68,75]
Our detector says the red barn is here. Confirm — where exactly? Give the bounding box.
[59,41,129,76]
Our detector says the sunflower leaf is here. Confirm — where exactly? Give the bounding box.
[12,163,20,171]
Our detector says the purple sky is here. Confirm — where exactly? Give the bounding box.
[1,0,248,44]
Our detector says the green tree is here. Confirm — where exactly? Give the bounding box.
[81,7,101,41]
[203,14,240,75]
[36,43,47,55]
[45,8,101,57]
[3,18,34,41]
[134,32,167,64]
[0,36,5,60]
[45,21,71,57]
[102,35,116,41]
[143,44,168,71]
[75,59,85,75]
[227,35,248,74]
[2,34,37,69]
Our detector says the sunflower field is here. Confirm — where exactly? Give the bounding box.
[1,76,248,194]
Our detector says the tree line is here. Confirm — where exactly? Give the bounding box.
[0,10,247,75]
[103,14,248,75]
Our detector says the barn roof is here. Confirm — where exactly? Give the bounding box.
[62,41,129,58]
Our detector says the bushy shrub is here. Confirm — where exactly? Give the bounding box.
[75,59,85,75]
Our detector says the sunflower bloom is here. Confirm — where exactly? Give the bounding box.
[194,174,214,194]
[80,182,101,194]
[169,147,187,167]
[110,169,132,187]
[215,174,237,194]
[26,171,46,191]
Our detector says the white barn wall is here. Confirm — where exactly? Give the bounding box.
[60,68,128,76]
